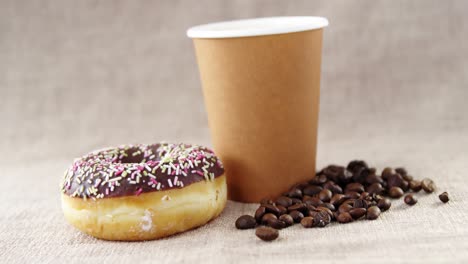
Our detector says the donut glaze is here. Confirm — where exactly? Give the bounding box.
[61,143,224,199]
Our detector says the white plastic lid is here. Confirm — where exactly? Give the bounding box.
[187,16,329,39]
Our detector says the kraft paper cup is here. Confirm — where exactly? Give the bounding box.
[188,16,328,202]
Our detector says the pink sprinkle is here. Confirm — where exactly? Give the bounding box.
[105,188,109,195]
[150,178,158,185]
[195,170,204,176]
[115,169,123,176]
[131,171,138,179]
[135,188,143,196]
[136,165,144,171]
[171,170,176,175]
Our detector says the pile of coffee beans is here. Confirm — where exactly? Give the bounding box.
[234,160,450,242]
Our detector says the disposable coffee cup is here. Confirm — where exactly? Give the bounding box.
[187,16,328,202]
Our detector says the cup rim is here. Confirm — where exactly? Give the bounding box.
[187,16,329,39]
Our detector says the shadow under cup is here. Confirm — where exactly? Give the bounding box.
[188,17,328,202]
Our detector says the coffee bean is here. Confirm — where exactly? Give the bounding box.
[254,206,267,224]
[291,198,303,205]
[323,181,343,194]
[381,167,393,180]
[286,188,303,199]
[387,173,404,189]
[261,213,277,225]
[303,196,323,207]
[318,203,335,211]
[389,187,404,198]
[353,198,368,209]
[303,185,323,196]
[346,183,365,193]
[311,174,328,184]
[338,203,353,213]
[347,160,368,172]
[349,208,367,219]
[318,189,333,202]
[255,227,279,241]
[401,180,409,192]
[279,214,294,226]
[409,180,422,192]
[338,169,354,184]
[266,218,287,229]
[260,198,274,205]
[337,212,353,223]
[344,191,361,199]
[377,198,392,211]
[300,216,315,228]
[235,215,256,229]
[275,196,293,207]
[289,210,304,223]
[421,178,436,193]
[395,167,407,177]
[366,206,381,220]
[313,211,332,227]
[404,194,417,205]
[439,192,449,203]
[264,204,280,216]
[366,174,384,185]
[402,174,413,181]
[330,194,347,206]
[276,205,288,215]
[316,207,334,219]
[288,203,307,213]
[322,165,344,181]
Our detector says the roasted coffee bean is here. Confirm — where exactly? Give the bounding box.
[353,198,368,209]
[404,194,417,205]
[264,204,280,215]
[303,185,323,196]
[315,174,328,184]
[402,174,413,181]
[322,165,344,181]
[421,178,436,193]
[439,192,449,203]
[317,207,334,219]
[330,194,347,206]
[323,181,343,194]
[279,214,294,226]
[288,203,307,213]
[401,180,409,192]
[366,174,384,185]
[276,205,288,215]
[388,187,404,198]
[344,191,361,199]
[267,218,287,229]
[289,210,304,223]
[275,196,293,207]
[319,189,333,202]
[381,167,393,180]
[300,216,315,228]
[293,181,310,191]
[352,167,369,183]
[345,183,365,193]
[318,203,335,211]
[255,227,279,241]
[366,183,384,195]
[338,203,353,213]
[303,196,323,207]
[366,206,381,220]
[260,198,274,205]
[338,169,354,184]
[291,198,303,205]
[254,206,266,223]
[235,215,256,229]
[286,188,303,199]
[337,212,353,223]
[377,198,392,211]
[387,173,404,189]
[360,192,370,199]
[313,211,332,227]
[261,213,277,225]
[409,180,422,192]
[349,208,367,219]
[395,167,407,177]
[347,160,368,172]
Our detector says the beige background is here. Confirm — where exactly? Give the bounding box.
[1,0,467,263]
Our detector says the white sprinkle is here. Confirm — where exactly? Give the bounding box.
[174,176,178,185]
[167,179,173,188]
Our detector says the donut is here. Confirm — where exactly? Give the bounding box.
[60,143,226,241]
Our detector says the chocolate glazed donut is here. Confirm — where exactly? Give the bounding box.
[60,143,227,241]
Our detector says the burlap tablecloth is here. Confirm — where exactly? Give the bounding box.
[1,0,467,263]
